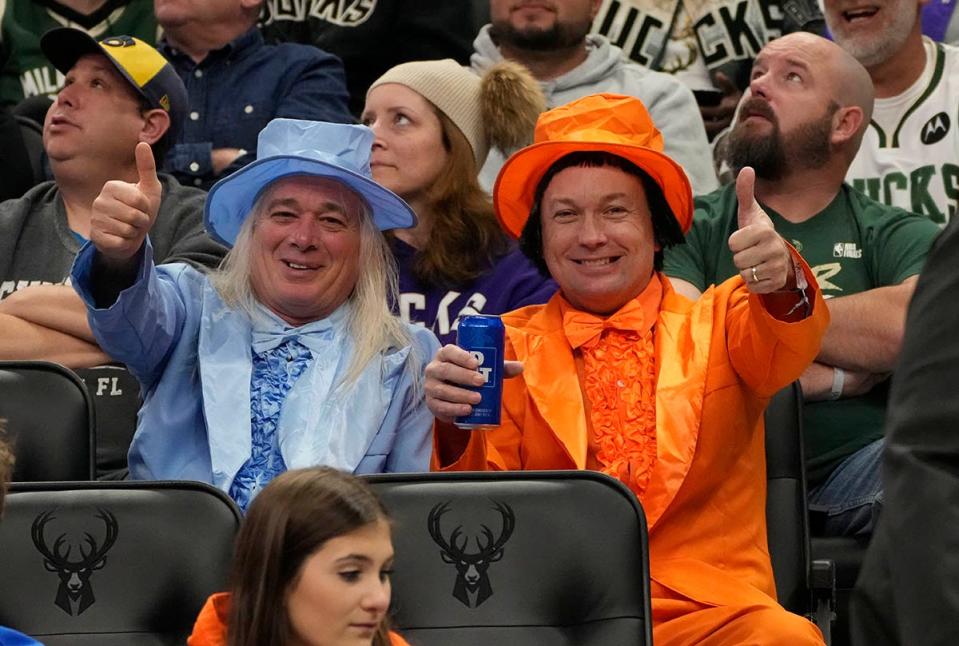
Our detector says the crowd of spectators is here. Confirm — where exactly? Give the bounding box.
[1,0,958,644]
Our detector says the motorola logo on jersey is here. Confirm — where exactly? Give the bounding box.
[921,112,951,145]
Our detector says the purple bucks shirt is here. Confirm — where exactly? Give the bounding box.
[392,238,557,345]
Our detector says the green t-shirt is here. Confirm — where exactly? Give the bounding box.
[0,0,158,106]
[663,183,939,485]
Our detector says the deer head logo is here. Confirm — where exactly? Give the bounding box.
[31,509,119,616]
[427,500,515,608]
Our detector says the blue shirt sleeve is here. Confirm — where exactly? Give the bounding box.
[0,625,42,645]
[71,238,193,392]
[385,326,440,473]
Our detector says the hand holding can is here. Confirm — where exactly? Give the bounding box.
[454,315,505,428]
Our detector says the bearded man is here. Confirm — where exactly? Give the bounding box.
[471,0,718,194]
[663,32,941,538]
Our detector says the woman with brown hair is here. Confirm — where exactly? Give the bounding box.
[363,59,557,344]
[188,467,408,646]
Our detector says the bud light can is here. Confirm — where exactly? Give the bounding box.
[455,315,504,428]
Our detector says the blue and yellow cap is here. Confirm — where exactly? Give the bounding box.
[40,27,188,140]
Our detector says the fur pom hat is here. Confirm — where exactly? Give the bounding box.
[367,58,545,168]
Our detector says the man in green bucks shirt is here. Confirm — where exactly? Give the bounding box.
[0,0,157,107]
[664,32,940,538]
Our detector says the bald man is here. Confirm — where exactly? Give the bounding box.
[663,32,940,538]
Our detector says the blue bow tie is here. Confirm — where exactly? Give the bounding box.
[250,304,347,355]
[251,327,334,355]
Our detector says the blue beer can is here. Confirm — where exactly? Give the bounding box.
[455,314,505,428]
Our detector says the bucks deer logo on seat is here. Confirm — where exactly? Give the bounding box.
[427,500,515,608]
[31,509,119,616]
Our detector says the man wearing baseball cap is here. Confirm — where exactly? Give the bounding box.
[0,28,224,368]
[426,93,829,644]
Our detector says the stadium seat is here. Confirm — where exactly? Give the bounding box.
[73,365,142,480]
[365,470,652,646]
[765,381,837,644]
[0,480,240,645]
[811,535,867,646]
[0,361,94,481]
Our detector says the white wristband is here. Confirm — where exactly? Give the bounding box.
[829,367,845,400]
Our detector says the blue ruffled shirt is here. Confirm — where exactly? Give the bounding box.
[70,240,439,496]
[229,338,312,510]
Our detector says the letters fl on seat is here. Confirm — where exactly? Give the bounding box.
[0,360,95,481]
[0,481,241,645]
[365,470,653,646]
[73,364,142,480]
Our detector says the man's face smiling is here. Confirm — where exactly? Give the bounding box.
[540,164,658,316]
[249,175,364,327]
[824,0,919,68]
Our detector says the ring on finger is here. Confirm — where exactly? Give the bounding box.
[750,265,760,283]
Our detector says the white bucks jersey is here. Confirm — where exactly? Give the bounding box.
[846,38,959,225]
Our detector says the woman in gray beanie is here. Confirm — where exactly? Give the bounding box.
[363,59,556,345]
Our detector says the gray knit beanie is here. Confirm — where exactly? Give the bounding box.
[368,58,544,169]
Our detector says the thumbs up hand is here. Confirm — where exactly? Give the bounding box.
[90,142,163,266]
[727,166,793,294]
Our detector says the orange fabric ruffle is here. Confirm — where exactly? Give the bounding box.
[559,278,662,499]
[582,326,658,498]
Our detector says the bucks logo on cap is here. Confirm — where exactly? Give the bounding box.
[99,36,173,112]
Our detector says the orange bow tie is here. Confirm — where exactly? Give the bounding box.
[562,298,650,349]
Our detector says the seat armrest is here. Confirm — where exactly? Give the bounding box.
[810,558,836,646]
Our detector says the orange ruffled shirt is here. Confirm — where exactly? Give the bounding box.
[560,275,663,500]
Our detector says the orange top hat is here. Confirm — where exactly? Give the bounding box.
[493,93,693,238]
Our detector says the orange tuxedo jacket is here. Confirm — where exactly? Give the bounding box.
[434,271,828,612]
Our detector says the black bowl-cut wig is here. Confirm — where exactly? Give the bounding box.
[518,151,686,277]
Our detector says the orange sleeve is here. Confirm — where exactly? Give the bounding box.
[186,593,230,646]
[724,252,829,397]
[430,404,525,471]
[431,341,527,471]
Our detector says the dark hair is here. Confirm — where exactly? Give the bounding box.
[136,95,171,166]
[0,421,11,514]
[227,467,392,646]
[519,151,685,276]
[398,108,509,289]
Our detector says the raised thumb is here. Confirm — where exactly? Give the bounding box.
[736,166,759,229]
[135,141,161,197]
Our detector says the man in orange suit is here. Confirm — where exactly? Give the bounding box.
[425,93,829,645]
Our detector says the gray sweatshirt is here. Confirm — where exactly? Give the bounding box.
[472,25,718,196]
[0,174,226,299]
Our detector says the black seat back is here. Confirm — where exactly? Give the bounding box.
[366,470,652,646]
[765,381,812,614]
[0,481,240,645]
[73,365,142,480]
[0,361,94,481]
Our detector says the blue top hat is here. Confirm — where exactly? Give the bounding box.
[205,119,416,247]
